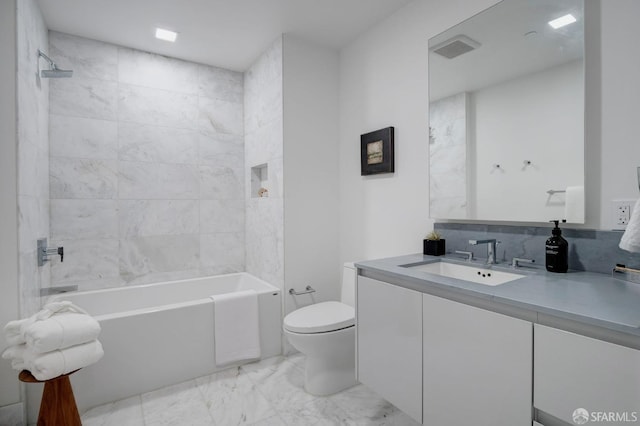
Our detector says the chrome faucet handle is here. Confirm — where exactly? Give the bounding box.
[455,250,473,261]
[469,239,500,264]
[512,257,535,268]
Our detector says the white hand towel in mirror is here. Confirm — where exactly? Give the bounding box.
[619,198,640,253]
[211,290,260,366]
[564,186,585,223]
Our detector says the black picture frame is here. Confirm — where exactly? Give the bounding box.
[360,127,394,176]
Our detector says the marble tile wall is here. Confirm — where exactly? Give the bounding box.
[17,0,50,317]
[429,92,468,220]
[434,222,636,274]
[244,38,285,293]
[48,31,245,289]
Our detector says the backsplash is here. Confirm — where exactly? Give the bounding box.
[434,223,638,275]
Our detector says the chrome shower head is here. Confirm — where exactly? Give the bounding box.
[38,49,73,78]
[41,66,73,78]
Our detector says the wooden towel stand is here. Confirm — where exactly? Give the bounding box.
[19,369,81,426]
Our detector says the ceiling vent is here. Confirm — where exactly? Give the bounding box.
[431,35,481,59]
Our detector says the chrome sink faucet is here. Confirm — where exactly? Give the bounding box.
[469,239,498,264]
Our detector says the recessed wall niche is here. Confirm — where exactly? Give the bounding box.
[251,163,269,198]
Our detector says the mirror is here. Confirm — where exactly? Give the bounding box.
[428,0,584,223]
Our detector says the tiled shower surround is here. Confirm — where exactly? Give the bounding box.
[244,38,284,292]
[48,31,246,289]
[17,0,50,316]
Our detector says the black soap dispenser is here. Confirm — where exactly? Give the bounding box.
[546,220,568,273]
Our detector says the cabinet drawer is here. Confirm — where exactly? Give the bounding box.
[534,324,640,424]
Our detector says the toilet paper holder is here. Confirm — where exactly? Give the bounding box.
[289,285,316,296]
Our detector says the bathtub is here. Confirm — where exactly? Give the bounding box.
[27,273,282,415]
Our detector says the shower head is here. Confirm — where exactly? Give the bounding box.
[38,49,73,78]
[41,66,73,78]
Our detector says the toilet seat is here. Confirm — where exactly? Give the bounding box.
[283,301,354,334]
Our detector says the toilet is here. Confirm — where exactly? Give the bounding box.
[283,263,357,396]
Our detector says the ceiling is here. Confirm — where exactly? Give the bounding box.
[37,0,414,71]
[429,0,584,101]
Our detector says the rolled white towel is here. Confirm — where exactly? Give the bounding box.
[1,344,26,370]
[3,301,89,346]
[3,323,26,347]
[23,312,101,354]
[11,340,104,381]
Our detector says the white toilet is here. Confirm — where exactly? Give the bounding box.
[283,263,357,396]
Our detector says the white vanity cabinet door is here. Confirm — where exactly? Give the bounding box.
[534,324,640,424]
[356,276,423,423]
[422,293,533,426]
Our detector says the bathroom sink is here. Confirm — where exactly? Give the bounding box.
[404,261,525,286]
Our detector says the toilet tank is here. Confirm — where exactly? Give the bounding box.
[341,262,357,308]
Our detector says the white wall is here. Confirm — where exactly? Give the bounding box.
[474,61,584,222]
[0,0,21,417]
[283,35,340,312]
[599,0,640,229]
[339,0,640,258]
[338,0,497,263]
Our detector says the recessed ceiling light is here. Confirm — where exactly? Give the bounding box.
[548,14,577,29]
[155,27,178,42]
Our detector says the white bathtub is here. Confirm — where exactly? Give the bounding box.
[28,273,282,415]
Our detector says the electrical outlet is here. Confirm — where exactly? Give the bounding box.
[611,200,634,230]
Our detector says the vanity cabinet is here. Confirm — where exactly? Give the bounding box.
[534,325,640,424]
[422,293,532,426]
[356,276,423,423]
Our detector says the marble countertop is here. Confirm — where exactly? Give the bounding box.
[355,254,640,340]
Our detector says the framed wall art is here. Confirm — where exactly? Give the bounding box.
[360,127,394,176]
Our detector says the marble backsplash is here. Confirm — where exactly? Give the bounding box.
[48,31,245,289]
[434,222,638,275]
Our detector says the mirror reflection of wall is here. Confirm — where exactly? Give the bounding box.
[428,0,585,223]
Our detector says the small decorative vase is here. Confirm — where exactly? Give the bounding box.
[423,239,446,256]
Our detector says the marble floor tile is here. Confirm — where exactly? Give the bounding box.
[242,356,318,418]
[141,380,214,426]
[329,385,420,426]
[80,354,415,426]
[81,395,144,426]
[196,367,277,425]
[279,398,354,426]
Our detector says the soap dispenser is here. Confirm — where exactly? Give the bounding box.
[546,220,568,273]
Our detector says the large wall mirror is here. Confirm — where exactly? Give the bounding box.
[428,0,584,223]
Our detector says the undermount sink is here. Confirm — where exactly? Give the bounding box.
[404,261,525,286]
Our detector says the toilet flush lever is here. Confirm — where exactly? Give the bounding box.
[289,285,316,296]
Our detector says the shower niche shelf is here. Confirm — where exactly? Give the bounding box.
[251,163,269,198]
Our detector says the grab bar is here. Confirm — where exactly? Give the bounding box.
[546,189,566,195]
[289,285,316,296]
